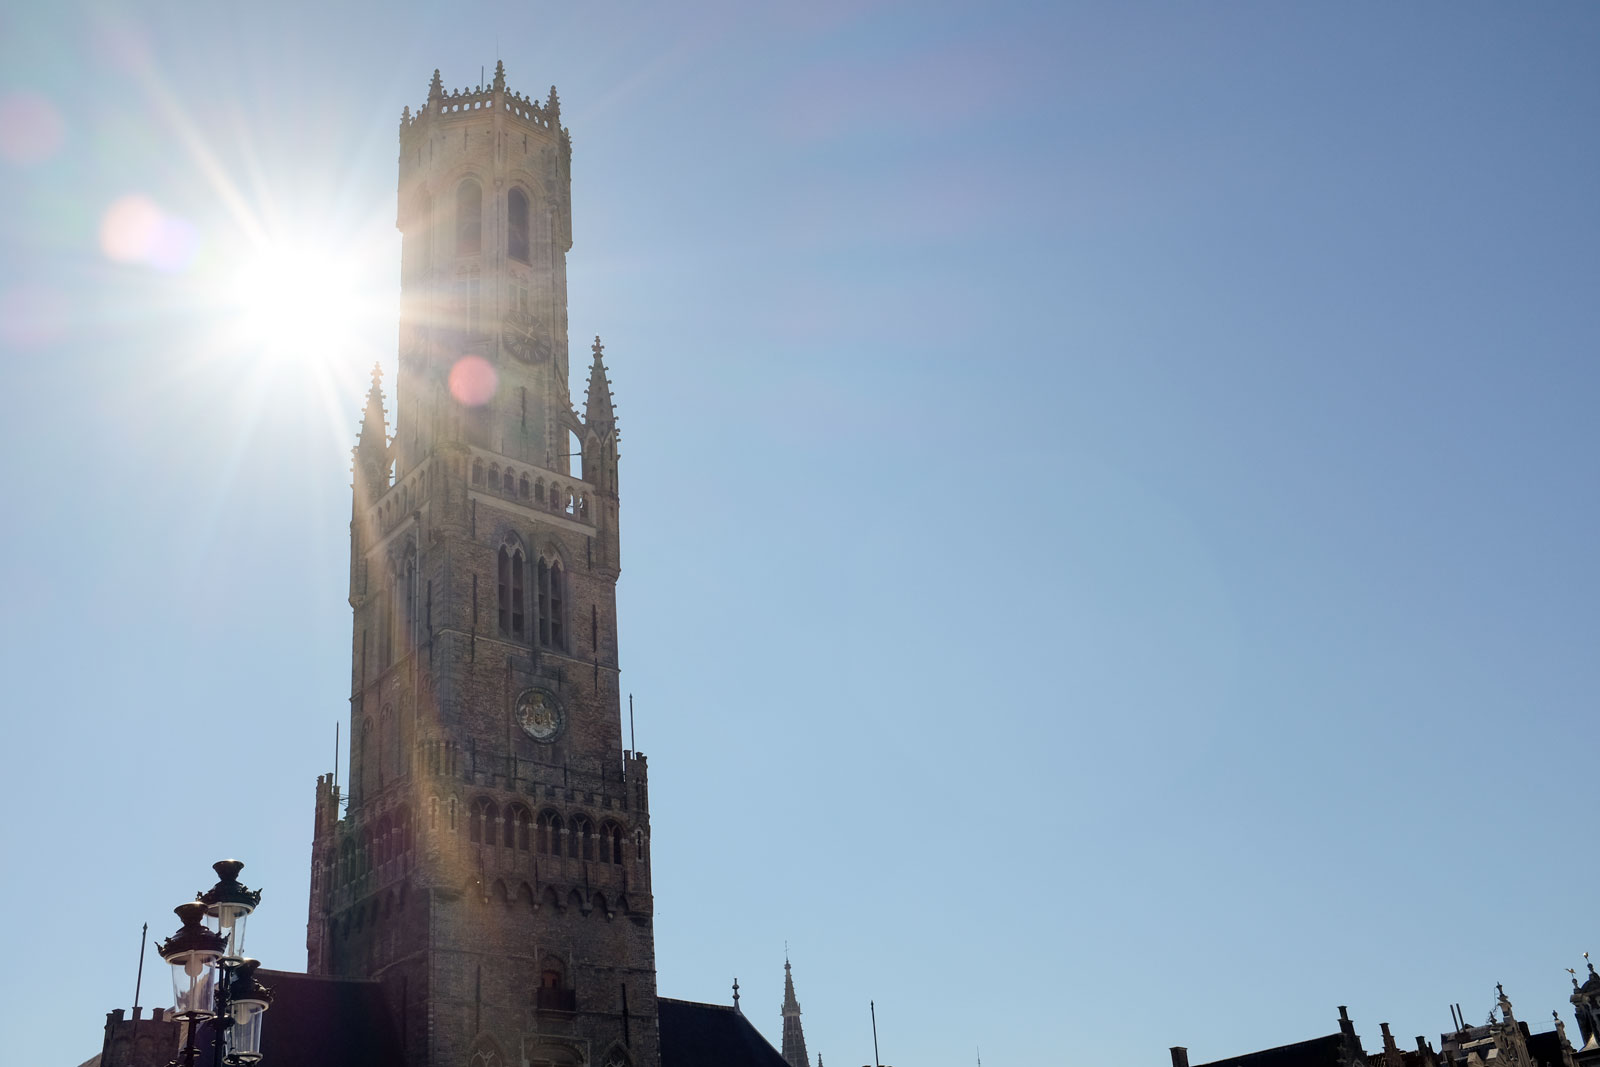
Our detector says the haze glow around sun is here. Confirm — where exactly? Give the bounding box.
[226,239,374,364]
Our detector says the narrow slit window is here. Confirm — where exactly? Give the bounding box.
[511,550,525,637]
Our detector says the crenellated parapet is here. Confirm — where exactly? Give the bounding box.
[399,66,567,146]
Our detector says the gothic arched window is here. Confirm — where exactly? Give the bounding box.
[456,179,482,256]
[508,187,530,263]
[537,559,564,650]
[472,460,484,486]
[570,814,594,860]
[601,821,624,865]
[498,545,526,638]
[470,798,498,844]
[537,810,563,855]
[508,804,532,850]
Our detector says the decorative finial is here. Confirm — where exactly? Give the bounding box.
[592,335,604,358]
[493,60,506,92]
[732,977,740,1011]
[547,85,560,119]
[428,69,443,101]
[370,362,383,388]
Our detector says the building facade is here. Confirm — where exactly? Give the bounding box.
[305,62,652,1067]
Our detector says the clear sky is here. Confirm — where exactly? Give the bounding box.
[2,3,1598,1066]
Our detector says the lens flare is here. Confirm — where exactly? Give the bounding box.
[449,356,498,406]
[100,194,199,271]
[0,91,65,165]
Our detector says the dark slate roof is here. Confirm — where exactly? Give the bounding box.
[1196,1033,1360,1067]
[255,969,405,1067]
[1527,1029,1571,1067]
[659,998,790,1067]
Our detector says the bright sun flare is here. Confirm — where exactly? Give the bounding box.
[227,241,371,362]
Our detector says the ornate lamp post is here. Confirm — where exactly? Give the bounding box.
[155,860,273,1066]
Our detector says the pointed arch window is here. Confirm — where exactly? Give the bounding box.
[569,814,594,860]
[601,821,624,865]
[456,179,482,256]
[536,810,563,855]
[508,187,530,263]
[470,798,498,844]
[508,804,532,850]
[498,545,526,638]
[537,559,564,650]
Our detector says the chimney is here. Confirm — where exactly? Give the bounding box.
[1340,1007,1357,1039]
[1172,1047,1191,1067]
[1382,1023,1398,1053]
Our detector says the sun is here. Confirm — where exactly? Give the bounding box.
[226,239,372,364]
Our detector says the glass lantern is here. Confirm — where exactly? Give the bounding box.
[223,959,272,1065]
[157,902,227,1018]
[201,859,262,964]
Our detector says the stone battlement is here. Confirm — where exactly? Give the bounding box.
[400,64,564,137]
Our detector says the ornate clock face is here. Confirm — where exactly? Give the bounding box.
[515,688,564,742]
[502,310,552,364]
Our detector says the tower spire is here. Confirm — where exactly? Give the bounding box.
[781,956,809,1067]
[353,363,390,497]
[583,336,616,430]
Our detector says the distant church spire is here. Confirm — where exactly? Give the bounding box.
[782,956,809,1067]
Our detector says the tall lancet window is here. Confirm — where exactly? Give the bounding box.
[507,187,530,263]
[498,546,526,638]
[537,559,564,650]
[456,179,482,256]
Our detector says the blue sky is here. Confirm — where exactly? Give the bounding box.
[2,3,1599,1065]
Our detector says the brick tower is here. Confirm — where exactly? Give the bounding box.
[306,63,657,1067]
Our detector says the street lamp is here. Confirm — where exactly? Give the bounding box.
[155,860,272,1066]
[224,959,272,1064]
[201,860,261,966]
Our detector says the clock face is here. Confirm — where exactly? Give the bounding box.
[515,689,564,742]
[502,311,552,364]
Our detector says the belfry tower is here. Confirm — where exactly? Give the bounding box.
[307,63,656,1067]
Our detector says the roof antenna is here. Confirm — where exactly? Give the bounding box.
[334,721,340,791]
[629,693,636,752]
[732,977,740,1012]
[871,1000,882,1067]
[480,65,485,90]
